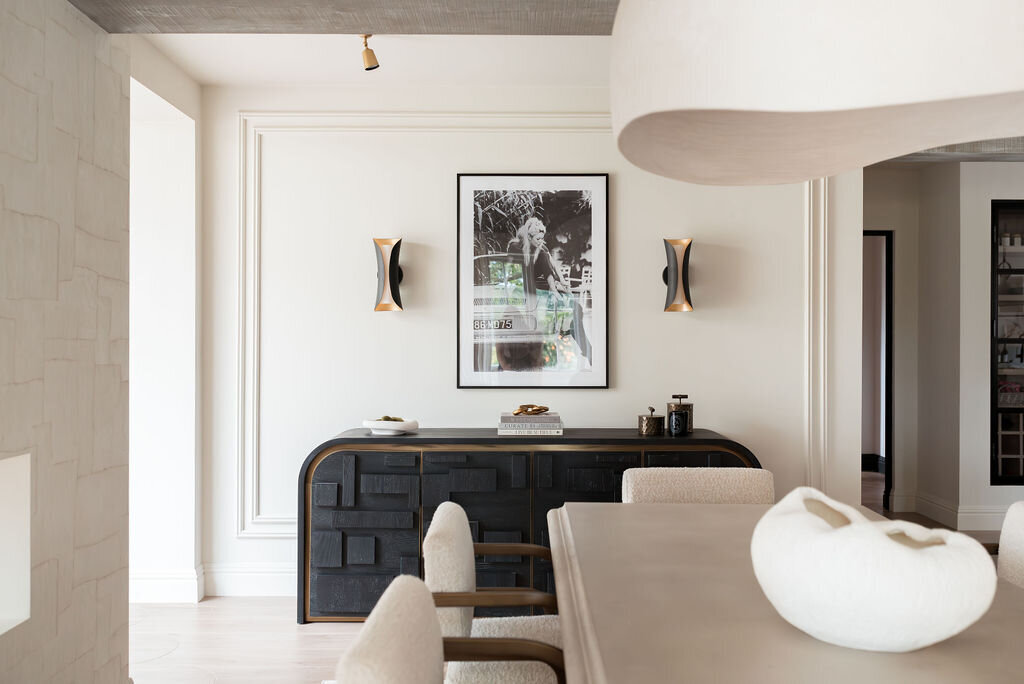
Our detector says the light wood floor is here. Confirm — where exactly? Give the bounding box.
[130,598,360,684]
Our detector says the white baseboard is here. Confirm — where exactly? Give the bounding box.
[957,505,1011,531]
[915,492,958,528]
[203,562,296,597]
[130,566,205,603]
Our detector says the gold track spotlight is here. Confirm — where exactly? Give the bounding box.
[361,34,379,71]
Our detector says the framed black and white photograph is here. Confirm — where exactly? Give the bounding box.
[457,174,608,388]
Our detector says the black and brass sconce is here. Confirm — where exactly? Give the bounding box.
[662,238,693,312]
[374,238,403,311]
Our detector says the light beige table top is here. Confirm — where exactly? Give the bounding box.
[546,502,1024,684]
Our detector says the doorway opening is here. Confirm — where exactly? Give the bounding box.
[862,230,893,512]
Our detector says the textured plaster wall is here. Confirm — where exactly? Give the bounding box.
[0,0,130,680]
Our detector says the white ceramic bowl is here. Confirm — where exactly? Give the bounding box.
[362,419,418,436]
[750,486,996,652]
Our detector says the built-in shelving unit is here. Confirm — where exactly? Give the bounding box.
[991,200,1024,484]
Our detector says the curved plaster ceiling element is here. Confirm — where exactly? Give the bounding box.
[611,0,1024,185]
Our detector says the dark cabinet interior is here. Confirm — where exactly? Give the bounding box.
[992,200,1024,484]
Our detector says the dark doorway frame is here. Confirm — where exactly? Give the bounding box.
[864,230,894,509]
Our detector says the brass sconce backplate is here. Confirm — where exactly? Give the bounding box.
[374,238,403,311]
[663,238,693,312]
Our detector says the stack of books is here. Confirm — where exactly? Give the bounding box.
[497,412,563,436]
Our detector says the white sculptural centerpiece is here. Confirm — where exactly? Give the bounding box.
[611,0,1024,185]
[750,487,996,652]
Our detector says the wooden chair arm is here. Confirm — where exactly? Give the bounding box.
[443,637,566,684]
[433,589,558,612]
[474,542,552,561]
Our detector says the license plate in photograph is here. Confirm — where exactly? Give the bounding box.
[474,319,512,331]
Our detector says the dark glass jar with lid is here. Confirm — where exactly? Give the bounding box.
[667,394,693,436]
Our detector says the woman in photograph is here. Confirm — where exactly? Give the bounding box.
[509,217,592,365]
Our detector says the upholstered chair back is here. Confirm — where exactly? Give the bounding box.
[423,501,477,638]
[999,501,1024,589]
[334,575,444,684]
[621,467,775,504]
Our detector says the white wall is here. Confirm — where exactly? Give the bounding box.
[129,80,202,602]
[0,0,130,679]
[126,37,203,603]
[916,163,962,526]
[824,171,865,506]
[0,453,31,633]
[128,36,201,121]
[863,165,920,511]
[862,236,885,457]
[958,163,1024,528]
[199,78,846,593]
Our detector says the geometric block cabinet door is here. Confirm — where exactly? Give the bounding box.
[422,451,531,617]
[532,450,641,595]
[304,450,420,620]
[297,428,761,622]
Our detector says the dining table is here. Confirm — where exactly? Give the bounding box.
[546,502,1024,683]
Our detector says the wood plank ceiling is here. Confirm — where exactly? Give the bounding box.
[66,0,619,34]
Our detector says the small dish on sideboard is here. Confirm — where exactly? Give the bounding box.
[362,419,419,436]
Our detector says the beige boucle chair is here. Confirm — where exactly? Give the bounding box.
[621,467,775,504]
[334,575,443,684]
[334,574,565,684]
[424,501,562,684]
[999,501,1024,589]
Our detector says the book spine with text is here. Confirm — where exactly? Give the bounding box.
[497,427,564,435]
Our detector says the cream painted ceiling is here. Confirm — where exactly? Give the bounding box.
[144,35,610,86]
[67,0,618,34]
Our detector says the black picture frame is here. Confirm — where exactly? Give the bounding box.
[457,173,609,389]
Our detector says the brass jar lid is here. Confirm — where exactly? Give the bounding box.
[667,393,692,411]
[638,407,665,436]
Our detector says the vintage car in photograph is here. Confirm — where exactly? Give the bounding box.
[472,252,590,372]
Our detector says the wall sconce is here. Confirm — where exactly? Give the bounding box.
[662,238,692,312]
[374,238,403,311]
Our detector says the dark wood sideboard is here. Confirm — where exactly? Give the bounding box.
[296,427,760,623]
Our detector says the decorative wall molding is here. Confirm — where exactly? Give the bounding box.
[203,562,296,597]
[235,110,612,538]
[804,178,829,493]
[129,566,205,604]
